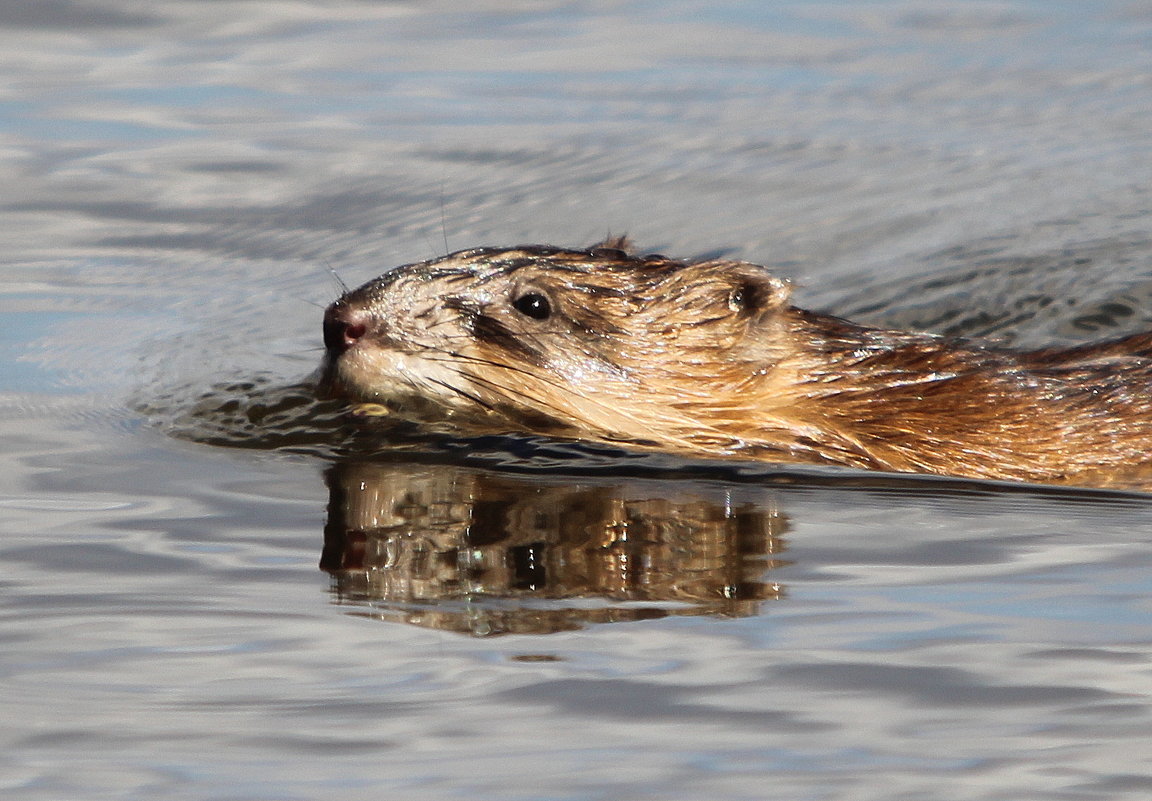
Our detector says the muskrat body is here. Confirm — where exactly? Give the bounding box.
[320,244,1152,485]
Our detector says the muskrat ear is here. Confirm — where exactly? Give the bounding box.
[589,234,632,254]
[707,261,792,316]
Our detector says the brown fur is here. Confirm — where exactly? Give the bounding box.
[319,245,1152,486]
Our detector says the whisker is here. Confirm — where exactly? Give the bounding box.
[451,355,724,445]
[439,181,450,256]
[293,295,329,310]
[457,370,578,421]
[326,262,349,295]
[424,351,577,396]
[422,317,460,333]
[425,376,497,413]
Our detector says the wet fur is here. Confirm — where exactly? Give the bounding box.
[321,244,1152,485]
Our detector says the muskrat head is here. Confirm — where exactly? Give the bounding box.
[320,245,794,448]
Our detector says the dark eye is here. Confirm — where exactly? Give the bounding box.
[729,280,761,315]
[513,292,551,320]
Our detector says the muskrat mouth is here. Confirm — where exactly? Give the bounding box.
[316,360,462,423]
[317,336,491,425]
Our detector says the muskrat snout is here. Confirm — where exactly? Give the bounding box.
[323,301,372,355]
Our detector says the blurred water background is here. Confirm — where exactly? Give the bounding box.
[3,1,1152,799]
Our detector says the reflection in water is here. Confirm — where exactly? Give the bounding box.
[321,461,787,635]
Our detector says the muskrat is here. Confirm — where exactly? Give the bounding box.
[319,243,1152,486]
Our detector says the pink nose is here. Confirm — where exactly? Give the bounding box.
[323,302,371,353]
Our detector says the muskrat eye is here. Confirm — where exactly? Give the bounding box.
[512,292,551,320]
[728,287,745,312]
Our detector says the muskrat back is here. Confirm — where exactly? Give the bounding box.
[319,244,1152,486]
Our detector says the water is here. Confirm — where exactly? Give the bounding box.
[3,1,1152,799]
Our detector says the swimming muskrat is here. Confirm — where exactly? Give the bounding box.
[319,243,1152,486]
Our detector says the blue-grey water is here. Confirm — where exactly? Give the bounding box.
[4,1,1152,799]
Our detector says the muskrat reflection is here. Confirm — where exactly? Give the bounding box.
[321,461,787,636]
